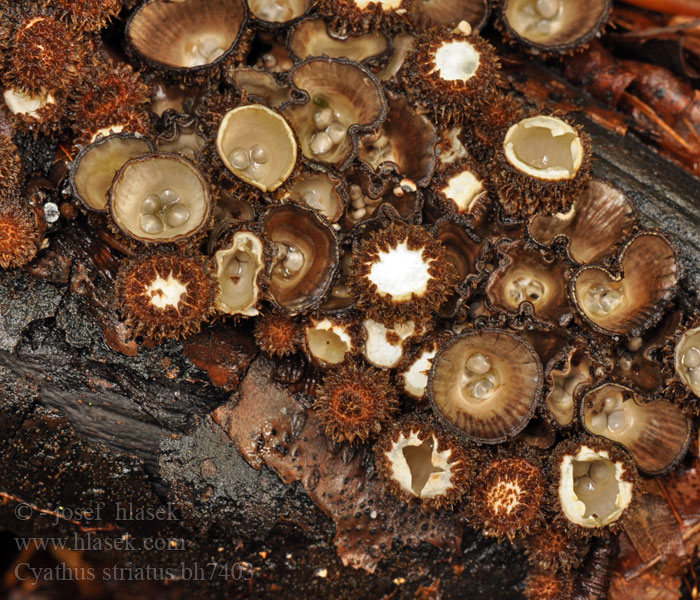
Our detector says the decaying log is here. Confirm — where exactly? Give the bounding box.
[1,65,700,599]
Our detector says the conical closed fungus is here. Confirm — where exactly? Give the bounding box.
[314,361,399,444]
[0,198,44,270]
[468,450,547,541]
